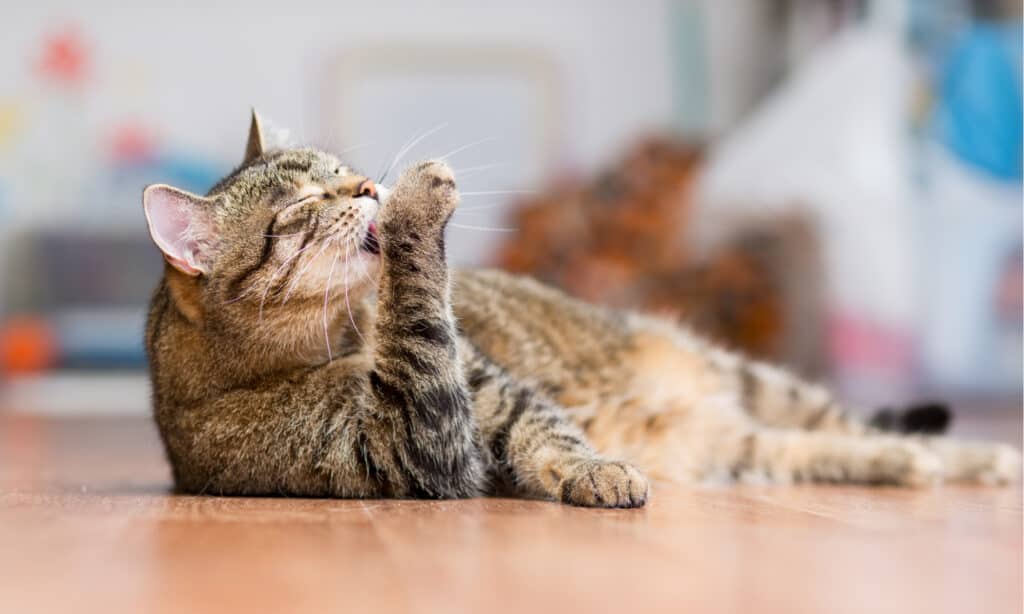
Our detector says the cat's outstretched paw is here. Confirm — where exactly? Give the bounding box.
[560,460,649,508]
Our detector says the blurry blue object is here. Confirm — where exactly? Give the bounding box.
[53,308,148,369]
[155,154,226,195]
[933,23,1023,181]
[97,153,226,221]
[113,154,226,197]
[918,144,1023,397]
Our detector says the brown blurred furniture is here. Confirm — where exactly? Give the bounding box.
[497,138,826,373]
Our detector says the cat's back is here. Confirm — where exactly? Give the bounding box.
[453,269,634,398]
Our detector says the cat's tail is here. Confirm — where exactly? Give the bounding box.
[869,403,952,435]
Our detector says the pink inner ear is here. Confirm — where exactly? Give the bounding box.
[144,186,205,275]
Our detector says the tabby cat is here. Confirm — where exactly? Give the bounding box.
[143,112,1020,507]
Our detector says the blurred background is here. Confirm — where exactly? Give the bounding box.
[0,0,1020,417]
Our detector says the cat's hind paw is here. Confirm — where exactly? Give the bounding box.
[938,442,1022,486]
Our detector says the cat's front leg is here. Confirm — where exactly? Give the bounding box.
[464,348,649,508]
[367,160,484,498]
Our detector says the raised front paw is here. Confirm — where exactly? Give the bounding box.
[560,460,649,508]
[381,160,458,233]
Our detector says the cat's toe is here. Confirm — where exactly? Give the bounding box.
[386,160,459,228]
[560,460,649,508]
[414,159,456,182]
[420,161,458,215]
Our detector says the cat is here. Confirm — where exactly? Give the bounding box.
[143,111,1020,507]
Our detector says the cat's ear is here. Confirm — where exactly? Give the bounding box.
[143,184,218,276]
[244,108,265,164]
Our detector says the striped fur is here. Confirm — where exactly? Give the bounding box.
[144,132,1020,507]
[453,273,1019,486]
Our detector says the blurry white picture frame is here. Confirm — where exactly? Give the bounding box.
[320,44,563,266]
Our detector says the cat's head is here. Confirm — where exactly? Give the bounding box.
[143,111,384,350]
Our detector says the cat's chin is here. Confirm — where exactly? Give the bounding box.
[337,257,380,293]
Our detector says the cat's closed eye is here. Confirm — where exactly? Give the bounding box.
[275,195,321,226]
[290,194,322,207]
[281,187,327,211]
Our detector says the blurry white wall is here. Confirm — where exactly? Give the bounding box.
[0,0,676,173]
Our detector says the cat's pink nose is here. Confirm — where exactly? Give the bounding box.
[358,179,378,200]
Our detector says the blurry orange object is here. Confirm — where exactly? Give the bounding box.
[0,316,58,373]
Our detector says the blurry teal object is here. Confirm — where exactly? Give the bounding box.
[670,1,709,138]
[933,23,1023,181]
[113,154,225,197]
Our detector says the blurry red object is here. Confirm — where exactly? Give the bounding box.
[35,25,90,87]
[0,317,58,373]
[110,123,157,163]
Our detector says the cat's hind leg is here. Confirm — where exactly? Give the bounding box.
[625,315,869,436]
[726,428,944,486]
[722,356,871,436]
[675,336,1021,485]
[725,359,1021,484]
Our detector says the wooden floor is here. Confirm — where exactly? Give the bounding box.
[0,412,1020,614]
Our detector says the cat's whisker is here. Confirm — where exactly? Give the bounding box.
[341,243,367,345]
[377,122,448,184]
[282,239,333,305]
[458,190,537,197]
[448,222,518,233]
[253,240,320,316]
[347,244,374,288]
[356,253,375,284]
[336,141,374,157]
[264,238,323,311]
[438,137,497,163]
[452,162,507,177]
[450,163,505,176]
[322,244,339,362]
[453,201,503,213]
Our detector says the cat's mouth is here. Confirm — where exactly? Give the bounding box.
[361,222,380,255]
